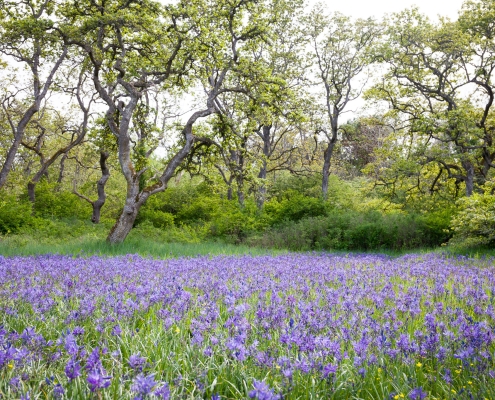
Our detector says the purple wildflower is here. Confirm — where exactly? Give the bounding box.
[85,347,102,372]
[65,357,81,380]
[248,380,281,400]
[154,382,171,399]
[72,326,85,336]
[111,324,122,336]
[443,368,452,384]
[203,347,213,357]
[10,376,21,391]
[128,353,146,371]
[53,383,65,399]
[64,333,79,356]
[409,387,427,400]
[322,364,337,379]
[131,373,156,398]
[87,370,111,392]
[282,368,293,379]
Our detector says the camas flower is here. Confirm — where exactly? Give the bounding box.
[128,353,146,371]
[87,370,111,392]
[65,357,81,380]
[131,373,156,398]
[248,380,281,400]
[154,382,171,400]
[409,387,427,400]
[85,348,102,372]
[322,364,337,379]
[52,383,65,399]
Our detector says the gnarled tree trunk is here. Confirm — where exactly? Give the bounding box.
[73,151,110,224]
[256,125,271,209]
[107,188,144,243]
[321,135,337,199]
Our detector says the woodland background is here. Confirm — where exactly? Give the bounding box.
[1,0,494,252]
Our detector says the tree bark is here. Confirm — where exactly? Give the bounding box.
[106,104,216,243]
[25,120,88,204]
[0,105,39,188]
[237,184,245,208]
[235,149,246,208]
[106,193,143,243]
[463,160,474,197]
[256,125,271,209]
[73,151,110,224]
[27,182,36,203]
[321,139,337,199]
[92,151,110,223]
[57,153,68,184]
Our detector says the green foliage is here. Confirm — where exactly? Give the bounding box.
[268,173,323,199]
[136,182,212,224]
[133,174,456,252]
[31,181,91,220]
[450,181,495,246]
[0,220,278,257]
[210,200,264,242]
[264,194,327,224]
[0,193,33,234]
[249,210,452,252]
[415,209,454,246]
[138,209,175,229]
[131,220,211,244]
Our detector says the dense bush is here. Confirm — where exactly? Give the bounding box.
[449,181,495,246]
[0,173,458,252]
[248,210,452,251]
[137,209,175,229]
[131,175,454,251]
[136,182,266,243]
[268,173,323,199]
[31,181,91,220]
[136,181,218,225]
[131,220,211,243]
[264,194,327,224]
[0,193,34,234]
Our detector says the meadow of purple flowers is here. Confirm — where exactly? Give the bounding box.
[0,253,494,399]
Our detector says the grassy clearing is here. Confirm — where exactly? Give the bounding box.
[0,233,281,258]
[0,218,492,260]
[1,230,493,260]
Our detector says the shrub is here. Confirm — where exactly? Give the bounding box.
[32,181,91,219]
[268,173,322,199]
[263,194,327,226]
[450,183,495,246]
[248,209,452,252]
[210,200,263,243]
[0,194,33,234]
[137,209,175,229]
[130,220,210,244]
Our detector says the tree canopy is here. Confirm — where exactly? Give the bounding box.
[1,0,494,246]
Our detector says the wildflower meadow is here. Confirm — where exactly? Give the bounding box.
[0,253,494,399]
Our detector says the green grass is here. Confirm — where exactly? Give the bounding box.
[0,231,434,259]
[0,226,283,258]
[0,217,493,259]
[440,244,495,258]
[2,230,493,260]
